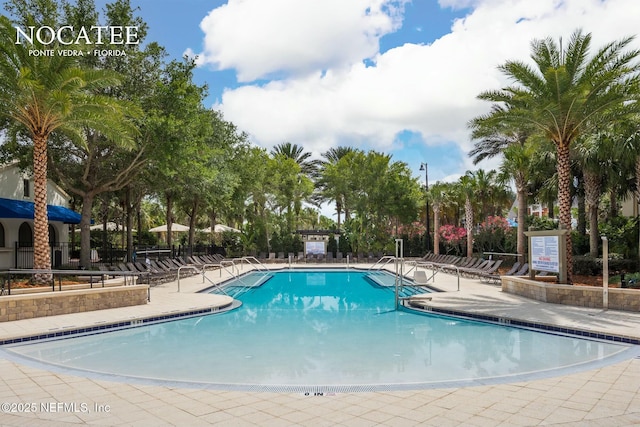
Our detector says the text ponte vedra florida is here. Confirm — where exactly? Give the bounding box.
[14,25,139,57]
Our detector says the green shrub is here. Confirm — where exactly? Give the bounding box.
[526,215,557,231]
[571,231,590,255]
[573,255,638,276]
[599,216,638,259]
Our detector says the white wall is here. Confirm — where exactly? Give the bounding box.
[0,163,70,206]
[0,163,73,269]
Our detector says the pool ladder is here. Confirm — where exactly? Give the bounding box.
[209,256,271,298]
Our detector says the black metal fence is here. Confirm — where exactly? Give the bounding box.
[12,242,227,268]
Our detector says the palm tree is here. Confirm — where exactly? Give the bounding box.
[428,181,453,255]
[500,143,536,257]
[458,172,477,258]
[271,142,320,177]
[573,132,619,257]
[472,29,640,283]
[469,117,537,258]
[0,16,138,277]
[317,146,358,229]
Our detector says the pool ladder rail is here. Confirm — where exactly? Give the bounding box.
[208,256,272,298]
[368,255,396,271]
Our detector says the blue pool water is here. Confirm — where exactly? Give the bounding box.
[4,270,636,391]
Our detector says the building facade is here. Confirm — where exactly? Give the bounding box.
[0,163,80,269]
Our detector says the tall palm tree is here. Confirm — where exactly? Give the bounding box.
[428,181,453,255]
[271,142,320,177]
[317,146,358,229]
[574,132,619,257]
[500,143,536,257]
[0,16,138,277]
[458,172,477,258]
[472,29,640,283]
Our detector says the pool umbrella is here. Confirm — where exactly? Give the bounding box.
[149,223,190,232]
[201,224,241,233]
[89,221,136,232]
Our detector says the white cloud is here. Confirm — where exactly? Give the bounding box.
[192,0,407,82]
[203,0,639,171]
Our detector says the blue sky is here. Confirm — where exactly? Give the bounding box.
[93,0,639,216]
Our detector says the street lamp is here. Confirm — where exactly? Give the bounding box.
[419,162,430,252]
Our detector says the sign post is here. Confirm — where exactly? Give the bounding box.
[524,229,569,283]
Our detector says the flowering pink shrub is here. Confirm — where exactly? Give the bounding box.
[439,224,466,255]
[479,216,510,232]
[475,216,515,253]
[394,221,426,238]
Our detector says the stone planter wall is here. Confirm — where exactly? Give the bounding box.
[0,285,149,322]
[501,276,640,312]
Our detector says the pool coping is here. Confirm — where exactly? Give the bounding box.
[402,299,640,345]
[0,300,241,346]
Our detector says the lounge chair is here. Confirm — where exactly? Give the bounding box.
[512,263,529,276]
[459,260,503,279]
[480,261,521,285]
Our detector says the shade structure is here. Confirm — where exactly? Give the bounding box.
[148,223,190,233]
[202,224,241,233]
[0,197,81,224]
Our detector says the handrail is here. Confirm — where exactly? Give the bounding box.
[240,256,269,272]
[417,262,460,291]
[483,251,523,260]
[368,255,396,270]
[200,270,230,297]
[5,268,143,295]
[219,260,238,278]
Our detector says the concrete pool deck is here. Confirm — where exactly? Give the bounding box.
[0,263,638,426]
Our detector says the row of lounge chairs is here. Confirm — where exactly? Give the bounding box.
[109,255,224,285]
[256,252,386,263]
[416,254,538,284]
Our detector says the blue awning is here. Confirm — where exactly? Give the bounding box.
[0,197,81,224]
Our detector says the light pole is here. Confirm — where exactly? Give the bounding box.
[420,162,430,252]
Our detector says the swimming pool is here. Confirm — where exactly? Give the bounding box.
[3,269,637,392]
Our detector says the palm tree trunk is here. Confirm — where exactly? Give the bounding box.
[79,193,94,268]
[584,170,601,258]
[433,204,441,255]
[557,142,573,284]
[609,188,618,218]
[32,135,51,282]
[515,181,527,257]
[465,197,473,258]
[577,192,586,235]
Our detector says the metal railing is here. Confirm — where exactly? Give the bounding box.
[2,269,144,296]
[239,256,269,272]
[416,262,461,291]
[368,255,396,271]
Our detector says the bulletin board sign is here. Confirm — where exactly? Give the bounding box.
[524,229,569,283]
[530,235,560,273]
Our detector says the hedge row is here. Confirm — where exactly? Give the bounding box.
[572,255,638,276]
